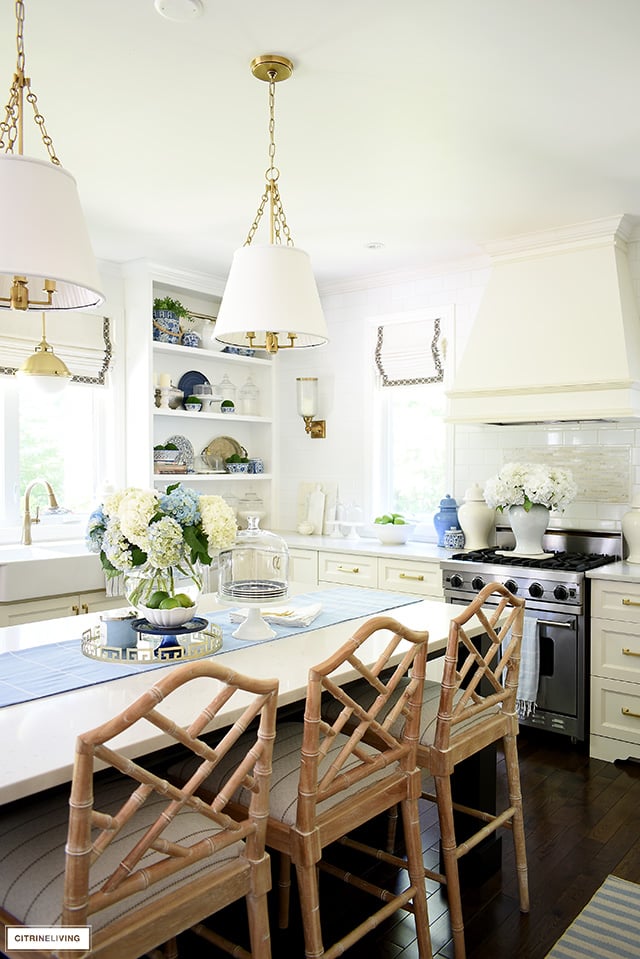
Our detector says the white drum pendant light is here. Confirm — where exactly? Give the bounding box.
[215,55,328,354]
[0,1,103,312]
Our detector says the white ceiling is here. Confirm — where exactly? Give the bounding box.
[4,0,640,290]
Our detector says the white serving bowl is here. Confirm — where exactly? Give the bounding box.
[373,523,415,545]
[138,602,198,628]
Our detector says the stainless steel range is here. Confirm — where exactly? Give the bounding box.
[441,530,621,742]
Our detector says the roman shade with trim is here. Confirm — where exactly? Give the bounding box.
[375,316,443,387]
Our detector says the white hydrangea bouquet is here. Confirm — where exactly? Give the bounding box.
[85,483,237,605]
[484,462,578,513]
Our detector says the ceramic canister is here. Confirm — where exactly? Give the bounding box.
[100,611,137,648]
[457,483,496,550]
[433,494,460,547]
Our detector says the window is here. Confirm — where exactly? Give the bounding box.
[0,378,114,531]
[0,312,117,535]
[372,309,451,534]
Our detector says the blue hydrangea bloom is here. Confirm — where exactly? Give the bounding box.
[85,506,106,553]
[159,486,201,527]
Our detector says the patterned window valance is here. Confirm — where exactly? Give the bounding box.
[0,312,112,385]
[375,316,443,387]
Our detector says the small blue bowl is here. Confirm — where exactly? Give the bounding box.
[226,463,249,473]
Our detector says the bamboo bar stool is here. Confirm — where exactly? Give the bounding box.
[168,614,433,959]
[420,583,529,959]
[0,660,279,959]
[320,583,529,959]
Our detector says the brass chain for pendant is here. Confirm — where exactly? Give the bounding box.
[0,0,60,163]
[243,71,294,247]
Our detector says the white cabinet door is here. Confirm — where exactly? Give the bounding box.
[0,591,124,627]
[288,548,318,585]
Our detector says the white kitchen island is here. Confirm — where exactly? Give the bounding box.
[0,586,472,806]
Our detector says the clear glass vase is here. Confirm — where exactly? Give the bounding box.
[124,564,201,612]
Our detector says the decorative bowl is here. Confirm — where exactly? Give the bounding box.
[185,402,202,412]
[374,523,415,545]
[226,462,250,473]
[153,449,182,463]
[138,602,198,628]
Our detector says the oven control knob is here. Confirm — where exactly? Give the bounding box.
[504,579,519,594]
[471,575,485,591]
[450,574,464,589]
[554,585,569,601]
[529,582,544,599]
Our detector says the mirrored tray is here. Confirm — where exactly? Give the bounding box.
[202,435,247,469]
[81,622,223,664]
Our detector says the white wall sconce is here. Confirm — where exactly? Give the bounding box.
[296,377,326,439]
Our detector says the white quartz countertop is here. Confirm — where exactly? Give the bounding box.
[586,560,640,583]
[280,531,451,562]
[0,585,467,805]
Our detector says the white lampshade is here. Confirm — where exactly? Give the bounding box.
[0,155,104,311]
[215,244,328,349]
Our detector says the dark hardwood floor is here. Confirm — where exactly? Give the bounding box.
[178,726,640,958]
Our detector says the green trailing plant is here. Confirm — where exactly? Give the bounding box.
[153,296,190,318]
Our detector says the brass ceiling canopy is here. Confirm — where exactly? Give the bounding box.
[249,55,293,83]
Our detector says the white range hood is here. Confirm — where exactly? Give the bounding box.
[447,215,640,424]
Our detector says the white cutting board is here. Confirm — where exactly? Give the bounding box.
[307,484,326,535]
[297,482,338,534]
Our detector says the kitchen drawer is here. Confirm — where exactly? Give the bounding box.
[288,548,318,585]
[377,557,443,598]
[591,618,640,683]
[590,675,640,761]
[318,551,378,589]
[591,579,640,624]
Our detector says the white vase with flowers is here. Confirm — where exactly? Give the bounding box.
[483,462,578,557]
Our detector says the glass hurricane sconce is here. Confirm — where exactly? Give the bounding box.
[296,377,326,439]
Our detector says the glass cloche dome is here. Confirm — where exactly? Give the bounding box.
[218,516,289,602]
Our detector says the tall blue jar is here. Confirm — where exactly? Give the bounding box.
[433,494,461,546]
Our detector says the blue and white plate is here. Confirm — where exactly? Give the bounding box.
[177,370,209,398]
[165,434,194,471]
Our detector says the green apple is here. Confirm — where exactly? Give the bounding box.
[174,593,195,608]
[159,596,180,610]
[146,590,169,609]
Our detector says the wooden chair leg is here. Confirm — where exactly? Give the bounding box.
[246,883,273,959]
[164,938,178,959]
[386,803,399,852]
[503,732,530,914]
[434,773,466,959]
[401,797,434,959]
[295,860,325,959]
[278,853,292,930]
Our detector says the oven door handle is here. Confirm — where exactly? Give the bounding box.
[534,618,575,629]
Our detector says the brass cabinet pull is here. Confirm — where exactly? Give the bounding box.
[337,565,359,574]
[622,706,640,719]
[71,604,79,615]
[622,647,640,657]
[81,603,89,614]
[622,598,640,607]
[399,573,425,582]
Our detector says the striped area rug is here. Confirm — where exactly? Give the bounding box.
[546,875,640,958]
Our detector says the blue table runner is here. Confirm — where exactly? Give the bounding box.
[0,588,422,708]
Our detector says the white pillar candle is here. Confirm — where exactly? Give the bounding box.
[159,372,171,388]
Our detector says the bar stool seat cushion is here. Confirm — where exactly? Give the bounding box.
[0,774,244,932]
[168,721,391,827]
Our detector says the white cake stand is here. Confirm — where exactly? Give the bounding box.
[217,580,289,641]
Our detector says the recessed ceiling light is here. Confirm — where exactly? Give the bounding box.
[365,241,384,250]
[154,0,204,21]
